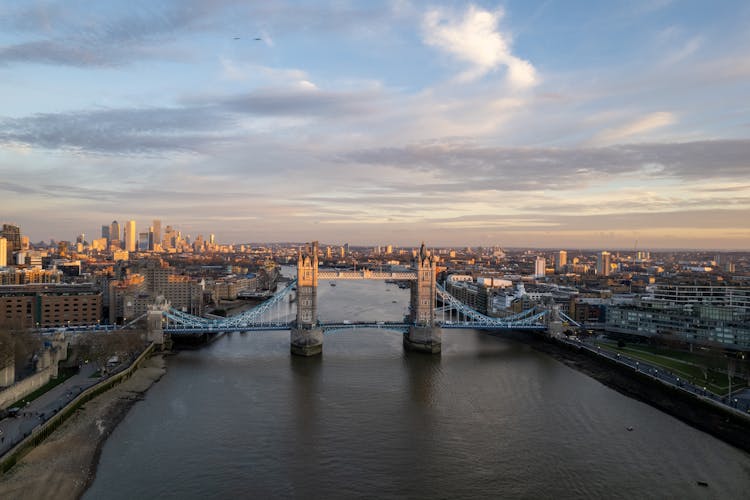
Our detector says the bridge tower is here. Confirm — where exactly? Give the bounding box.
[546,303,563,338]
[147,296,169,347]
[404,243,441,353]
[291,241,323,356]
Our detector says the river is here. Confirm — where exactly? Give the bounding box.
[85,276,750,498]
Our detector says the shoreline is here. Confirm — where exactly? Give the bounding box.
[0,355,167,500]
[495,330,750,454]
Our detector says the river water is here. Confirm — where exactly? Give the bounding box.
[85,278,750,499]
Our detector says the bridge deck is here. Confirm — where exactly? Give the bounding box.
[318,270,417,280]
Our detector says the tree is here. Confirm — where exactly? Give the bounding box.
[13,329,41,375]
[728,357,736,399]
[75,330,145,373]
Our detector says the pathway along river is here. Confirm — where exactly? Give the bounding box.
[85,277,750,498]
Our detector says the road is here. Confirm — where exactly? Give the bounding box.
[0,362,103,457]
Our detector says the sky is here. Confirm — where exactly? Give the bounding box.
[1,0,749,249]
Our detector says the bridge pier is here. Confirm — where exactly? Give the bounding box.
[404,326,441,354]
[291,326,323,356]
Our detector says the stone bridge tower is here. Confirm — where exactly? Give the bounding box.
[405,243,441,353]
[291,241,323,356]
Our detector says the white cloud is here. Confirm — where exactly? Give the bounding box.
[591,111,676,145]
[422,4,537,88]
[219,58,311,86]
[664,36,704,64]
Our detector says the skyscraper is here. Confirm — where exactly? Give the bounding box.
[110,220,121,248]
[139,232,149,251]
[163,225,176,250]
[152,219,161,247]
[557,250,567,272]
[597,251,611,276]
[1,224,21,265]
[101,225,110,243]
[124,220,137,252]
[0,237,7,267]
[534,256,546,278]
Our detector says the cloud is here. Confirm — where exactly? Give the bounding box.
[0,84,388,155]
[343,139,750,191]
[422,5,536,87]
[0,0,215,67]
[0,1,399,68]
[590,112,676,145]
[212,87,381,117]
[0,106,233,155]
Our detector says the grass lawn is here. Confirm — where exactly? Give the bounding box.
[595,341,745,396]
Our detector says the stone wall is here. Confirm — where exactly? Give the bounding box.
[0,338,67,408]
[0,367,53,409]
[0,364,14,388]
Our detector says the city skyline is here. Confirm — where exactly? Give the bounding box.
[1,1,749,249]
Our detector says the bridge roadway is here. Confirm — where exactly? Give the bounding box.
[163,320,547,336]
[318,270,417,280]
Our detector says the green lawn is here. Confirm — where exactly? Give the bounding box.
[595,341,746,396]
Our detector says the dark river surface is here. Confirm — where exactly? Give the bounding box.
[86,276,750,499]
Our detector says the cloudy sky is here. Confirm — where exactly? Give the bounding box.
[1,0,749,249]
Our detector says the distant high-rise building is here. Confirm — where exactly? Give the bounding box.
[148,226,155,251]
[0,238,7,267]
[209,233,215,245]
[21,236,29,251]
[1,224,21,265]
[101,225,110,243]
[597,251,611,276]
[139,232,149,251]
[162,225,176,250]
[152,220,161,247]
[534,256,546,278]
[386,244,393,254]
[124,220,137,252]
[343,243,350,256]
[557,250,567,272]
[91,238,108,251]
[110,220,121,248]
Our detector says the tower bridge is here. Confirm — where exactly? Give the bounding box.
[56,241,566,355]
[292,241,440,355]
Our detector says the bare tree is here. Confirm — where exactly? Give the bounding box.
[13,329,41,375]
[0,328,14,373]
[75,330,145,373]
[728,357,736,399]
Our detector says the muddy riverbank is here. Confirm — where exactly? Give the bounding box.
[0,355,166,500]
